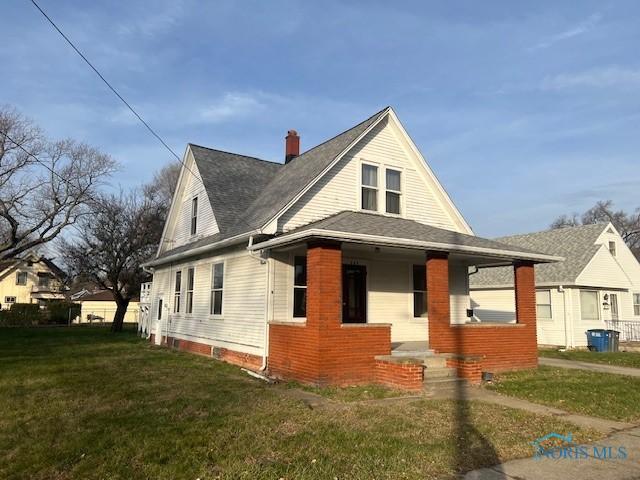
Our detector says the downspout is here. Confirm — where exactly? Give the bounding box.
[559,285,570,350]
[247,235,270,371]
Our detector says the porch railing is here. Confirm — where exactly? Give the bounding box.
[605,320,640,342]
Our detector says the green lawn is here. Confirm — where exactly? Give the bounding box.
[0,328,599,480]
[540,348,640,369]
[488,366,640,422]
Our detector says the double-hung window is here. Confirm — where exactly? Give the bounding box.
[412,265,427,318]
[580,290,599,321]
[609,241,616,257]
[173,271,182,313]
[385,169,401,214]
[190,197,198,236]
[536,290,552,319]
[185,267,195,314]
[361,164,378,211]
[293,256,307,318]
[634,293,640,316]
[16,272,27,285]
[210,263,224,315]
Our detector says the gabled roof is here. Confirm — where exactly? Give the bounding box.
[470,223,608,287]
[250,211,561,263]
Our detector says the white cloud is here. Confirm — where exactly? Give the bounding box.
[528,13,602,51]
[198,93,265,123]
[541,66,640,90]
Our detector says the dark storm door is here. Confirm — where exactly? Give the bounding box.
[342,265,367,323]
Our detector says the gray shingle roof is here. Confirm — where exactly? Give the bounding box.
[470,223,607,287]
[256,211,557,261]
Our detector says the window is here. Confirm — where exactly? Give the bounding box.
[16,272,27,285]
[580,290,600,321]
[293,256,307,318]
[385,169,401,214]
[173,271,182,313]
[413,265,427,318]
[190,197,198,236]
[210,263,224,315]
[186,267,195,314]
[157,298,163,320]
[38,275,50,288]
[4,296,16,305]
[536,290,552,319]
[609,241,616,257]
[361,164,378,211]
[634,293,640,316]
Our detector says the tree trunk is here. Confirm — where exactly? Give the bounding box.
[111,298,130,333]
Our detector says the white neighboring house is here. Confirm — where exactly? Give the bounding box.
[75,290,140,324]
[470,223,640,348]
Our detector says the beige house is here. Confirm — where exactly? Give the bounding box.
[0,253,65,309]
[75,290,140,324]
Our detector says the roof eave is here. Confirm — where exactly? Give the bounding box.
[249,228,564,264]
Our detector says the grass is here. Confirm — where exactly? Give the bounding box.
[540,348,640,369]
[0,327,600,480]
[488,366,640,422]
[294,382,413,402]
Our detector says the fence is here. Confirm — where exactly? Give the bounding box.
[75,306,139,325]
[605,320,640,343]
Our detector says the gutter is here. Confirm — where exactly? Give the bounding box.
[142,231,258,268]
[248,228,564,264]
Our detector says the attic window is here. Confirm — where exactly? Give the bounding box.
[190,197,198,236]
[16,272,27,286]
[609,241,616,257]
[361,164,378,211]
[385,169,401,215]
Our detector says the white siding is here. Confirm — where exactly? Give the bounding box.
[148,249,267,356]
[450,264,470,324]
[470,289,516,324]
[576,245,632,289]
[160,150,219,254]
[279,117,462,233]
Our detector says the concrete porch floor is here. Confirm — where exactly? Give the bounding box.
[390,341,434,357]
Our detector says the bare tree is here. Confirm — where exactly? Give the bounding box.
[143,162,180,209]
[551,200,640,259]
[61,190,165,332]
[0,106,117,260]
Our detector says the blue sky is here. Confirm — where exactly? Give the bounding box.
[2,1,639,237]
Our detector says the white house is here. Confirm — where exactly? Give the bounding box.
[470,223,640,348]
[142,107,559,389]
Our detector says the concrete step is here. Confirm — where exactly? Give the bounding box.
[422,356,447,368]
[423,377,467,392]
[423,367,457,379]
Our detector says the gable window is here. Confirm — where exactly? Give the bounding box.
[210,263,224,315]
[173,271,182,313]
[190,197,198,236]
[293,256,307,318]
[413,265,427,318]
[361,164,378,211]
[38,274,50,288]
[385,169,401,215]
[16,272,27,286]
[186,267,195,314]
[609,241,616,257]
[634,293,640,316]
[536,290,552,319]
[580,290,599,321]
[4,296,16,305]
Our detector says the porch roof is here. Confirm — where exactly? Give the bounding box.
[250,211,563,264]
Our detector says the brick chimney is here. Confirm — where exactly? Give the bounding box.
[285,130,300,164]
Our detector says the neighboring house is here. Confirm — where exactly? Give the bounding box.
[142,106,560,389]
[75,290,140,324]
[470,223,640,348]
[0,253,65,309]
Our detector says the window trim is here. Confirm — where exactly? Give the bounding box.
[173,270,182,314]
[292,255,307,319]
[15,271,27,286]
[633,293,640,317]
[210,262,224,317]
[360,162,379,212]
[385,168,402,215]
[4,296,16,305]
[190,196,198,236]
[608,241,616,257]
[535,289,552,320]
[580,290,600,321]
[185,267,195,315]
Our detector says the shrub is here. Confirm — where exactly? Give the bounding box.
[0,303,43,327]
[47,301,80,325]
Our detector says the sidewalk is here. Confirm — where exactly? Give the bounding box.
[464,426,640,479]
[539,357,640,377]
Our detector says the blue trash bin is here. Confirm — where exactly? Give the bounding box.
[586,329,608,352]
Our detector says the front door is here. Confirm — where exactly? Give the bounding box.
[342,265,367,323]
[610,293,619,321]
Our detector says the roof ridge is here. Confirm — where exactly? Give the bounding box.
[496,222,606,241]
[188,143,281,166]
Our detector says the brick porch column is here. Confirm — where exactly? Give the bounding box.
[426,252,451,352]
[514,261,538,363]
[306,241,342,331]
